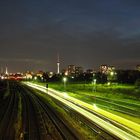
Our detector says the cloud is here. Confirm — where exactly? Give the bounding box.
[0,0,140,71]
[0,58,47,65]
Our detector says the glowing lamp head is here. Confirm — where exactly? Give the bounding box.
[110,71,114,76]
[107,82,111,86]
[63,77,67,82]
[34,76,37,80]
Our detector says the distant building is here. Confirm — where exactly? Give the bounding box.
[107,66,115,74]
[24,71,33,80]
[100,65,108,74]
[86,69,94,74]
[25,73,32,80]
[61,69,67,76]
[48,72,54,78]
[75,67,83,76]
[36,70,44,77]
[68,65,75,75]
[100,65,115,75]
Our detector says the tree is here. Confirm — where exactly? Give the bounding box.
[135,79,140,87]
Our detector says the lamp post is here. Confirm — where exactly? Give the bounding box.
[92,79,97,92]
[108,71,115,85]
[34,76,37,80]
[110,71,114,77]
[63,77,67,91]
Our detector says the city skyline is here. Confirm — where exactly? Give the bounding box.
[0,63,139,74]
[0,0,140,72]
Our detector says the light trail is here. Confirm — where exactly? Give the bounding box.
[25,82,140,140]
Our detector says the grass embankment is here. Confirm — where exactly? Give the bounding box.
[31,81,140,124]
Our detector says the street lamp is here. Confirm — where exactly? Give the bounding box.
[63,77,67,91]
[110,71,114,76]
[34,76,37,80]
[108,71,116,85]
[92,79,97,92]
[93,79,97,85]
[107,82,111,86]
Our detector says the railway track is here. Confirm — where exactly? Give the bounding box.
[23,83,122,139]
[19,86,41,140]
[32,94,78,140]
[0,81,18,140]
[18,83,79,140]
[25,83,140,139]
[1,80,137,140]
[48,89,139,138]
[34,89,120,140]
[0,80,10,122]
[53,99,120,140]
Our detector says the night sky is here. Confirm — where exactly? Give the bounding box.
[0,0,140,72]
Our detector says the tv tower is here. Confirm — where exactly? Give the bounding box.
[5,67,8,75]
[57,53,60,74]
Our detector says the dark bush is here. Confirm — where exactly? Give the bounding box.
[135,79,140,87]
